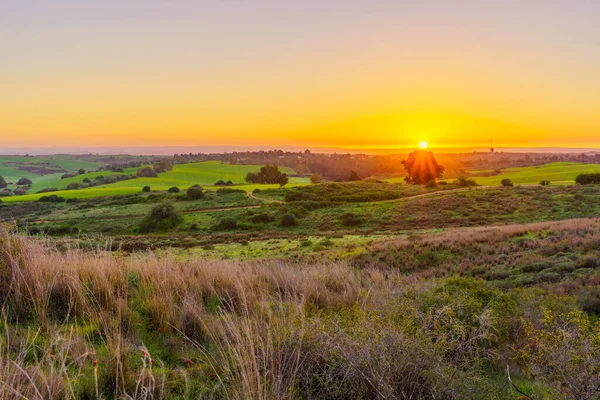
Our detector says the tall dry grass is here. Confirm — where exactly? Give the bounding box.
[0,225,586,399]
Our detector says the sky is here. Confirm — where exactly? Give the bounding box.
[1,0,599,151]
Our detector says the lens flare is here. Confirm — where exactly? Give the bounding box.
[419,141,428,149]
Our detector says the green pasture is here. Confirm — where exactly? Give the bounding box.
[473,162,600,186]
[1,161,309,203]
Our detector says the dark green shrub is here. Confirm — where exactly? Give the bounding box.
[454,177,478,187]
[186,186,204,200]
[138,201,183,233]
[540,180,550,186]
[250,213,275,223]
[425,180,438,188]
[501,179,514,187]
[168,187,180,193]
[142,186,151,192]
[280,213,297,227]
[340,212,363,227]
[219,217,238,230]
[576,173,600,185]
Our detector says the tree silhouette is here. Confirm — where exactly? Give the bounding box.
[402,151,445,184]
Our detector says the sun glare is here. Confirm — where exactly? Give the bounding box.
[419,141,428,149]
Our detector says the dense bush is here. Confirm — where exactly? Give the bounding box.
[142,186,151,192]
[454,176,478,187]
[16,178,32,185]
[216,188,245,194]
[186,185,204,200]
[219,217,238,230]
[168,186,180,193]
[249,213,275,223]
[540,180,550,186]
[501,179,514,187]
[38,194,65,203]
[340,212,363,227]
[280,213,298,227]
[575,173,600,185]
[138,201,183,232]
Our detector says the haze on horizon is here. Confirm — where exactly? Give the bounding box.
[2,0,599,150]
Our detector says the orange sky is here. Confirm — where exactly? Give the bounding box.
[2,1,599,150]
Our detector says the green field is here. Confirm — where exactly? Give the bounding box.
[1,161,309,203]
[472,162,600,185]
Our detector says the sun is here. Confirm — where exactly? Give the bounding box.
[419,141,428,149]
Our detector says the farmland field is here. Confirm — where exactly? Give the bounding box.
[1,160,309,203]
[472,162,600,185]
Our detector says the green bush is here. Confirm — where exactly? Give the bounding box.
[168,187,180,193]
[454,177,478,187]
[340,212,363,227]
[575,173,600,185]
[540,180,550,186]
[501,179,514,187]
[249,213,275,224]
[280,213,298,227]
[138,201,183,233]
[186,186,204,200]
[219,217,238,230]
[142,186,151,192]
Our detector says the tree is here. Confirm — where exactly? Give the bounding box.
[501,179,514,187]
[78,169,85,175]
[142,186,151,192]
[137,167,158,178]
[186,185,204,200]
[348,171,360,181]
[0,176,6,189]
[16,178,32,186]
[245,165,289,187]
[310,173,322,184]
[138,201,182,233]
[401,151,445,184]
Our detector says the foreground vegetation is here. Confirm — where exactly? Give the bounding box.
[4,220,600,398]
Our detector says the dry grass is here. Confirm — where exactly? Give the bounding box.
[0,224,593,398]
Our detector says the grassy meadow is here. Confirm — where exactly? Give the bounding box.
[1,161,309,203]
[5,155,600,398]
[471,162,600,186]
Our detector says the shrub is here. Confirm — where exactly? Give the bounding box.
[142,186,151,193]
[38,194,65,203]
[216,188,244,194]
[310,173,322,184]
[575,173,600,185]
[340,212,363,227]
[280,213,298,227]
[501,179,514,187]
[66,183,80,190]
[186,186,204,200]
[0,176,6,189]
[13,187,28,196]
[138,201,183,232]
[219,217,238,230]
[425,180,438,188]
[540,180,551,186]
[168,187,180,193]
[16,178,32,185]
[454,176,478,187]
[249,213,275,224]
